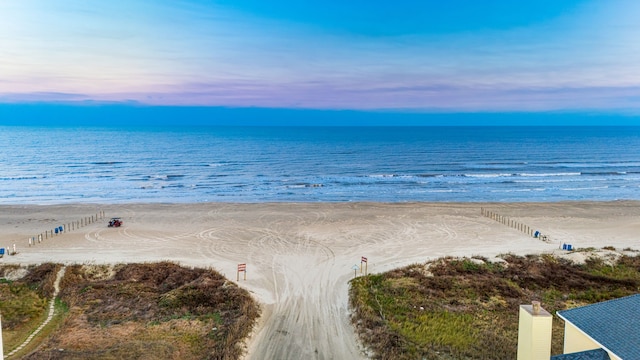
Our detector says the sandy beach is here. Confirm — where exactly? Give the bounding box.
[1,201,639,359]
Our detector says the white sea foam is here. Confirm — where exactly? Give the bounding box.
[519,172,581,177]
[0,126,638,203]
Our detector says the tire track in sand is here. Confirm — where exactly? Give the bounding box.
[241,212,362,360]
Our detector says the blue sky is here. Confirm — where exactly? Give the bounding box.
[1,1,640,124]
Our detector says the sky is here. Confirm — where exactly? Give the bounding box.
[1,1,640,125]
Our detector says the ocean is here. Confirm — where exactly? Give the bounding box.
[1,126,639,204]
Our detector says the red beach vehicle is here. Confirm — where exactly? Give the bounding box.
[108,217,123,227]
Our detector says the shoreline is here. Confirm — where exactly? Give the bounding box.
[1,201,639,359]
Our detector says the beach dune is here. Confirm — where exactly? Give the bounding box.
[1,201,639,359]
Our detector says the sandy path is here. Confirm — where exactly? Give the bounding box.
[7,266,66,358]
[1,202,639,359]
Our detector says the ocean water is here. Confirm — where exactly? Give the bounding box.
[0,126,639,204]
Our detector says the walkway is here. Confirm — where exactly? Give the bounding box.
[6,266,66,358]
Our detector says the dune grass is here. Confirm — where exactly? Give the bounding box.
[1,262,260,360]
[349,252,640,359]
[0,263,61,353]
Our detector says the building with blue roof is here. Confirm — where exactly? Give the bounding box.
[555,294,640,360]
[551,348,611,360]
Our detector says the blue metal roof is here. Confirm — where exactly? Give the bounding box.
[551,348,611,360]
[557,294,640,360]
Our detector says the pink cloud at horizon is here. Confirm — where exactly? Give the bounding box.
[1,0,639,113]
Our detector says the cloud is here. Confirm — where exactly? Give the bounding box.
[1,0,640,113]
[0,92,91,103]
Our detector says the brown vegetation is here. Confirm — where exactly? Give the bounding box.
[1,262,259,360]
[0,263,61,349]
[349,252,640,359]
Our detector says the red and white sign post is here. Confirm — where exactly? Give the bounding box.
[360,256,368,276]
[237,263,247,281]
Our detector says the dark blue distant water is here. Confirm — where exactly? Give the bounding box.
[1,126,639,204]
